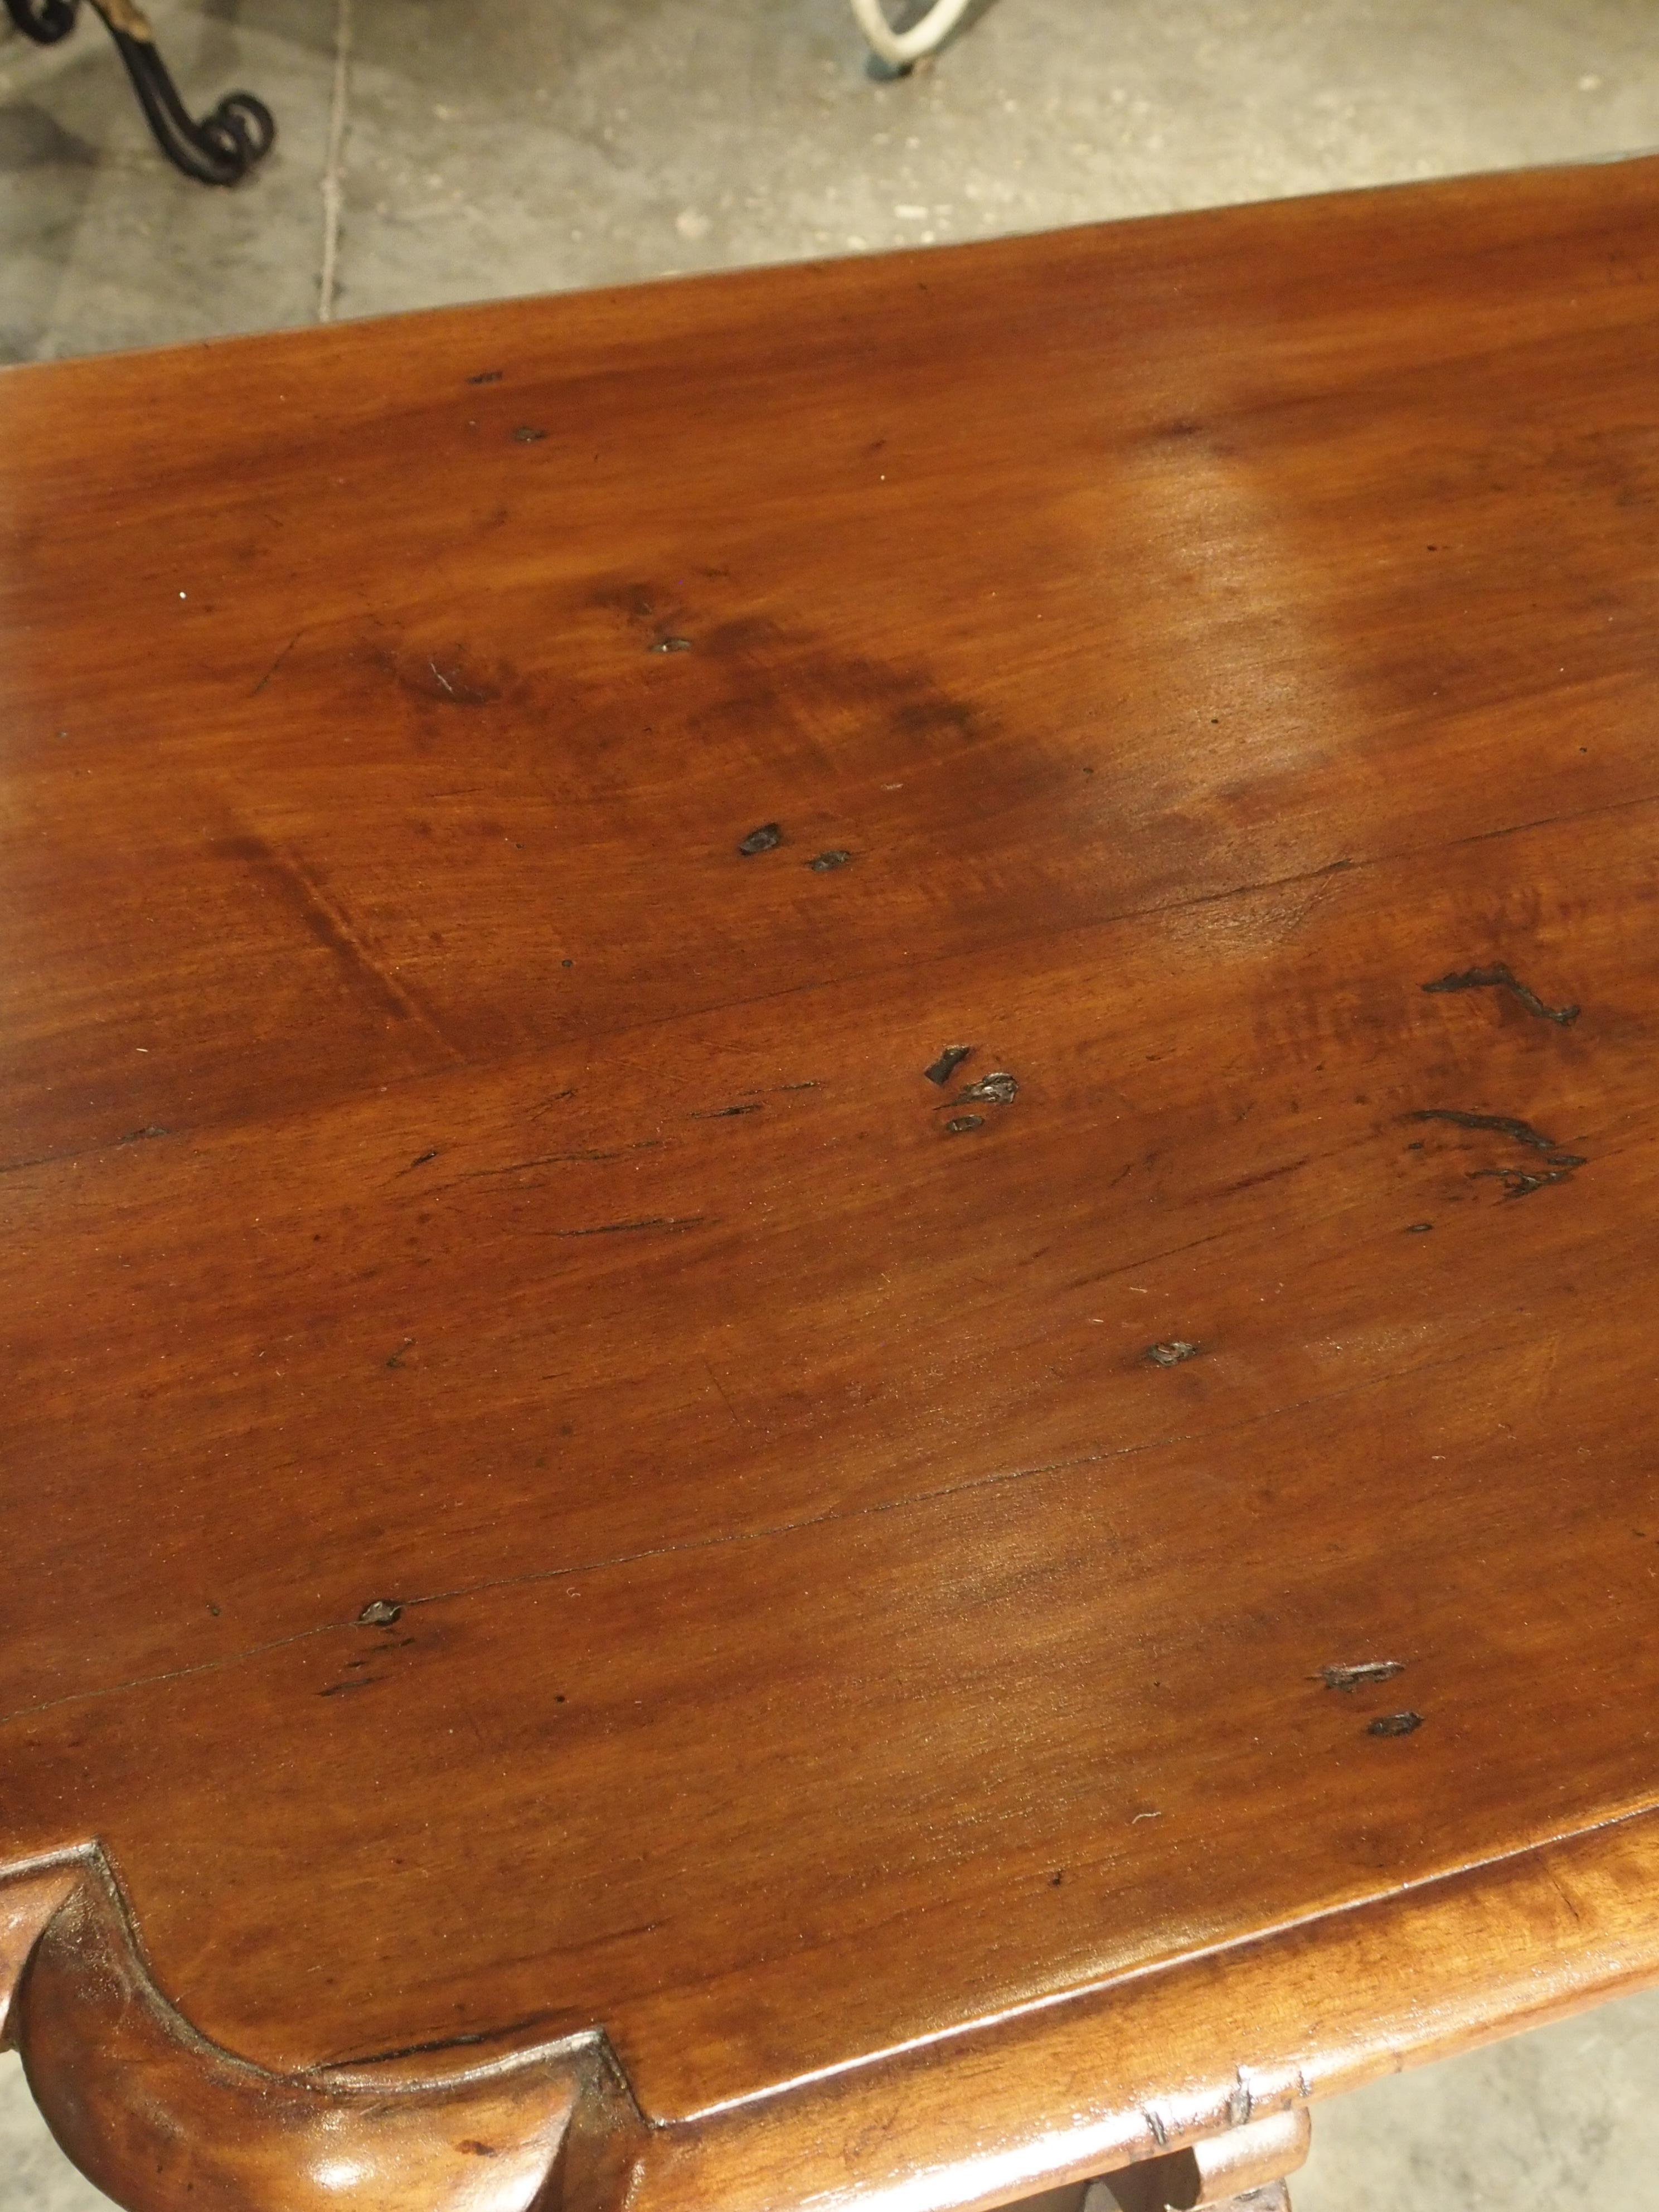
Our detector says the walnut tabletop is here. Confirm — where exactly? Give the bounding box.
[6,153,1659,2212]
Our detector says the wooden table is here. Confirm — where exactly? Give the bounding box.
[5,152,1659,2212]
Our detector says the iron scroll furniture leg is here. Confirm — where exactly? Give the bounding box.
[2,0,274,183]
[3,0,78,41]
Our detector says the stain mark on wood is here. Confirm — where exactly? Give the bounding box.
[1322,1661,1405,1691]
[738,822,782,854]
[389,1150,442,1185]
[955,1071,1018,1106]
[1222,1156,1308,1197]
[467,370,503,385]
[1404,1109,1590,1193]
[1422,963,1579,1026]
[809,850,852,871]
[321,1677,382,1697]
[1144,1341,1202,1367]
[1472,1157,1587,1199]
[250,630,302,698]
[1369,1711,1424,1738]
[705,1359,743,1432]
[549,1215,707,1238]
[1545,1864,1584,1925]
[387,648,505,709]
[924,1045,974,1086]
[458,1141,662,1182]
[0,1149,66,1177]
[513,426,547,443]
[314,2011,568,2073]
[118,1125,171,1144]
[691,1104,763,1120]
[1404,1109,1563,1152]
[357,1600,402,1627]
[385,1339,415,1370]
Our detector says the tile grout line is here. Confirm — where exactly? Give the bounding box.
[317,0,353,323]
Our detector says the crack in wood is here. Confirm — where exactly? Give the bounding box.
[1422,963,1579,1025]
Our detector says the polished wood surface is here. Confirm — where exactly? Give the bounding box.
[6,151,1659,2210]
[1086,2108,1309,2211]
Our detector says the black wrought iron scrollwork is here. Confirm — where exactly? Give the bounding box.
[3,0,275,185]
[98,11,276,185]
[4,0,80,45]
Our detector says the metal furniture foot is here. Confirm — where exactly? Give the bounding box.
[2,0,274,183]
[848,0,976,70]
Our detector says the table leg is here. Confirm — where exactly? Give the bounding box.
[1,0,274,182]
[1083,2107,1310,2212]
[847,0,976,69]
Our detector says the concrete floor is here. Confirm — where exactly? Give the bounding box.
[4,0,1659,2205]
[1,0,1657,358]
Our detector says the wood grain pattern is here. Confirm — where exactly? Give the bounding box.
[6,1860,614,2212]
[6,151,1659,2209]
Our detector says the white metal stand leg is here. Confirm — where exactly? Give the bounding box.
[848,0,976,67]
